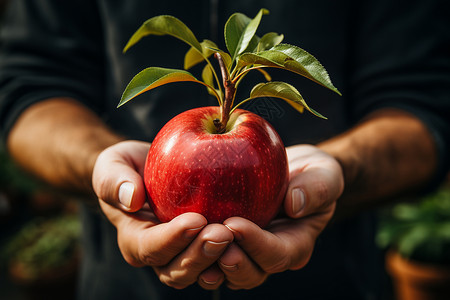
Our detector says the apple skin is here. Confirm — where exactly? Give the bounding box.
[144,106,289,228]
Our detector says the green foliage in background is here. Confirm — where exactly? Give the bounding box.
[0,146,37,194]
[376,187,450,265]
[3,215,81,280]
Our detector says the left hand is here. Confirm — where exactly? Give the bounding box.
[208,145,344,289]
[93,141,234,290]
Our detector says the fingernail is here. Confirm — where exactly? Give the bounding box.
[292,188,306,216]
[183,225,205,239]
[118,182,134,208]
[224,225,243,242]
[201,278,218,285]
[219,261,238,272]
[203,241,229,257]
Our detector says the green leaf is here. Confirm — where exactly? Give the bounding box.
[123,15,202,53]
[202,64,223,101]
[119,67,214,107]
[184,39,218,70]
[238,44,341,95]
[243,81,326,119]
[397,225,430,258]
[224,9,268,61]
[224,13,249,58]
[237,51,283,69]
[257,32,284,51]
[393,204,421,221]
[436,222,450,240]
[271,44,341,95]
[218,51,233,71]
[236,9,269,56]
[205,46,233,71]
[201,64,214,89]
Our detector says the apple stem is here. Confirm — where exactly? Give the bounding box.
[214,52,236,134]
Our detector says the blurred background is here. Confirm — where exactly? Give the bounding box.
[0,1,79,297]
[0,145,81,300]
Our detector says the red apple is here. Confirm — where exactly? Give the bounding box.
[144,106,288,228]
[122,12,337,226]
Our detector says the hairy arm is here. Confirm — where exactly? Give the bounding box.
[319,108,438,216]
[7,97,123,194]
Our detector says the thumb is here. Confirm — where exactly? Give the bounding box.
[284,159,343,219]
[92,141,149,212]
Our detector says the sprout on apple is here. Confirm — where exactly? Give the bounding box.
[118,8,340,131]
[118,9,340,227]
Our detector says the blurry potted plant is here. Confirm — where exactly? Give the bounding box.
[4,214,81,300]
[376,185,450,300]
[0,147,37,222]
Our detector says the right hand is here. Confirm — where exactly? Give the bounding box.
[92,140,233,289]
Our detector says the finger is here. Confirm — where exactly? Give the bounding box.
[224,217,315,273]
[218,243,267,290]
[125,213,207,267]
[155,223,233,290]
[284,167,340,219]
[197,264,225,290]
[93,140,150,212]
[285,149,343,219]
[99,201,207,267]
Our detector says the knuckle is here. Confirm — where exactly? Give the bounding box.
[314,179,330,203]
[93,173,114,202]
[117,242,144,267]
[262,255,291,274]
[158,271,193,290]
[157,257,208,289]
[139,250,168,267]
[159,275,190,290]
[121,253,143,268]
[118,232,168,267]
[290,253,312,270]
[179,256,205,272]
[289,247,314,271]
[310,179,332,212]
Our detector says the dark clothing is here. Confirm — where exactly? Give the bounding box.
[1,0,450,299]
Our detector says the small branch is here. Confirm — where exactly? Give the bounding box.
[214,52,236,133]
[232,65,268,85]
[215,52,230,85]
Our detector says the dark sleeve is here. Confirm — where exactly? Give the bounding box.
[349,0,450,187]
[0,0,105,142]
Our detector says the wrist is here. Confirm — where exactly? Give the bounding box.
[318,138,358,193]
[82,132,124,193]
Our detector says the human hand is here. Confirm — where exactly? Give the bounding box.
[218,145,344,289]
[92,140,233,289]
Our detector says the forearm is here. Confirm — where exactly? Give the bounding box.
[7,97,123,194]
[319,108,437,215]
